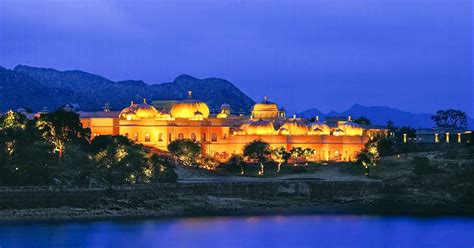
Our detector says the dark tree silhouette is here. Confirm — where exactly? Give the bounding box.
[431,109,468,130]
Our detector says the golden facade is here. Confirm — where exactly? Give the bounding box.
[80,92,387,162]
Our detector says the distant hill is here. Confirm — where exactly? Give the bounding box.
[299,104,474,129]
[0,65,255,113]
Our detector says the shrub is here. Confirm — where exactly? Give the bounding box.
[377,138,395,156]
[413,156,440,175]
[149,154,178,183]
[167,139,201,166]
[221,154,246,174]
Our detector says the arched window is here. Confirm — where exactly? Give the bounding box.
[202,133,207,142]
[178,133,184,139]
[191,133,196,141]
[134,133,138,142]
[145,133,151,142]
[158,133,163,142]
[211,133,217,142]
[168,133,172,142]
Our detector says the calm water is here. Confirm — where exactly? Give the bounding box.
[1,215,473,248]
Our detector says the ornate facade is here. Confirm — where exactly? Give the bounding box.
[79,92,387,162]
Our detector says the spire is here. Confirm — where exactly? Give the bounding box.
[143,98,147,104]
[315,116,319,122]
[293,114,296,119]
[188,90,193,99]
[263,96,268,103]
[348,116,352,121]
[130,101,134,105]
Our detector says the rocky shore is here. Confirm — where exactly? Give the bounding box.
[0,179,472,223]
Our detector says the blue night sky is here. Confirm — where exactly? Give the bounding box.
[0,0,472,115]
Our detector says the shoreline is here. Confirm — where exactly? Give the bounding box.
[2,204,474,224]
[1,180,473,224]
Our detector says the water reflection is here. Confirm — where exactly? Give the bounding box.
[1,215,473,248]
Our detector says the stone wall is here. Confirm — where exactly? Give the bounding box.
[0,181,383,209]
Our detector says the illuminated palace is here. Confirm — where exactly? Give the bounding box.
[79,91,387,161]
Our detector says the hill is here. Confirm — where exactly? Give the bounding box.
[0,65,255,113]
[299,104,474,128]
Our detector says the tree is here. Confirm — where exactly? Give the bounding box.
[272,147,291,173]
[167,139,201,166]
[35,109,91,157]
[431,109,468,130]
[357,138,380,176]
[302,148,315,161]
[290,147,315,164]
[397,126,416,143]
[243,140,271,175]
[148,154,178,183]
[377,138,395,156]
[0,110,27,130]
[386,120,397,135]
[91,135,149,185]
[226,154,247,174]
[354,116,371,125]
[0,111,52,185]
[290,147,304,159]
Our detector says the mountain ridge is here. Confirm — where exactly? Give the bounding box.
[299,104,474,129]
[2,65,255,113]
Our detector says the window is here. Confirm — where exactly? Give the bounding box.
[178,133,184,139]
[145,133,151,142]
[202,133,206,142]
[158,133,163,142]
[134,133,138,142]
[191,133,196,141]
[211,133,217,142]
[168,133,172,142]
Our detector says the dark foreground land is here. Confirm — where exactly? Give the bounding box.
[0,148,473,222]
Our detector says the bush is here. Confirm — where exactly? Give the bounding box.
[413,156,440,175]
[167,139,201,166]
[220,154,246,174]
[149,154,178,183]
[377,138,395,156]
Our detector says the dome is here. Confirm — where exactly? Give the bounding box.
[338,121,363,136]
[170,91,210,119]
[252,96,279,119]
[221,103,231,110]
[278,115,309,135]
[309,117,330,135]
[120,100,158,120]
[216,112,228,118]
[157,112,171,120]
[245,119,275,135]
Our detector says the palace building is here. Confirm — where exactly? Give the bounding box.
[79,91,387,162]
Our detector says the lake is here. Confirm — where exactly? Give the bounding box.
[1,215,473,248]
